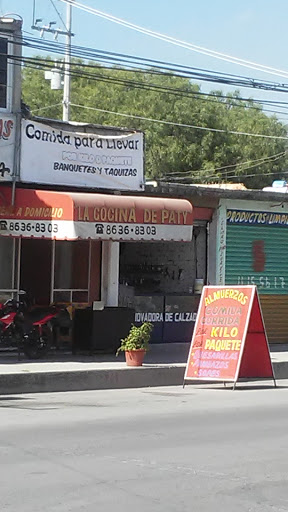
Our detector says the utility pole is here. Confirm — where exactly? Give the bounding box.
[63,0,73,122]
[31,0,74,122]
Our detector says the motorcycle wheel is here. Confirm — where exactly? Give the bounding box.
[23,325,52,360]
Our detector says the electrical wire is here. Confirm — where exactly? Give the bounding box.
[165,151,288,177]
[7,35,288,138]
[17,35,288,94]
[16,52,288,106]
[49,0,67,30]
[59,0,288,80]
[14,36,288,119]
[30,102,63,114]
[3,46,288,123]
[13,54,288,118]
[70,103,288,140]
[163,152,288,182]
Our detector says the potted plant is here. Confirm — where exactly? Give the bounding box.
[116,322,153,366]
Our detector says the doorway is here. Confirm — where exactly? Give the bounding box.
[20,239,52,305]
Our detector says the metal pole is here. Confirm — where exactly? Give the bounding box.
[63,0,72,122]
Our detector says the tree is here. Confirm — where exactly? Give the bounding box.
[22,60,288,189]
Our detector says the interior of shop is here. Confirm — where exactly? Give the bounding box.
[118,225,207,342]
[0,237,101,349]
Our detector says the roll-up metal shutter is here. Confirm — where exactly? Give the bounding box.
[259,295,288,343]
[225,224,288,294]
[225,224,288,343]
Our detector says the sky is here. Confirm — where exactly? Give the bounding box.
[1,0,288,120]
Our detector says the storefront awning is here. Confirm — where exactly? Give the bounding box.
[0,188,193,242]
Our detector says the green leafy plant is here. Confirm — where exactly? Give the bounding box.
[116,322,153,355]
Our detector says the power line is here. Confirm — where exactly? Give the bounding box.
[16,54,282,106]
[175,151,288,180]
[49,0,67,30]
[30,103,63,114]
[164,169,288,182]
[59,0,288,80]
[17,52,288,105]
[165,152,288,178]
[70,103,288,140]
[165,162,288,183]
[18,35,288,94]
[15,54,288,118]
[16,54,288,138]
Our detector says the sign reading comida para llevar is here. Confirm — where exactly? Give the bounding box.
[20,119,144,191]
[184,286,275,389]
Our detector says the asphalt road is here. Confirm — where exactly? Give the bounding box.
[0,381,288,512]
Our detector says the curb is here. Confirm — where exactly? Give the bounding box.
[0,361,286,394]
[0,366,185,395]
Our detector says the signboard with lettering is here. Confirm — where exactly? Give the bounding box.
[163,295,200,342]
[134,296,164,343]
[0,114,15,181]
[133,295,200,343]
[184,286,275,388]
[20,119,144,191]
[227,209,288,227]
[0,187,193,242]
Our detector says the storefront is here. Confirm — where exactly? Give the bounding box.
[215,199,288,343]
[0,19,206,352]
[0,185,193,349]
[119,207,213,343]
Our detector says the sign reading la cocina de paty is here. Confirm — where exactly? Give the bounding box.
[0,188,193,242]
[184,285,275,387]
[20,119,144,191]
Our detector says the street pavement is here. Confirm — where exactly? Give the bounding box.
[0,343,287,393]
[1,383,288,511]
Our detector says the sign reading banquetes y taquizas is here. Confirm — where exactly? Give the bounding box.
[20,119,144,191]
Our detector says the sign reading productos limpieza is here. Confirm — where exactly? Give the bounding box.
[20,120,144,191]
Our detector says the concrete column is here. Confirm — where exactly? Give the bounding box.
[101,241,119,306]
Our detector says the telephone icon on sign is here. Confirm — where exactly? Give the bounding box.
[95,224,104,235]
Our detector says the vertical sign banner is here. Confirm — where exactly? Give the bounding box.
[184,285,275,387]
[0,114,15,181]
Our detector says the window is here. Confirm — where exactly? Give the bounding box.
[0,237,19,301]
[0,37,8,109]
[54,241,90,303]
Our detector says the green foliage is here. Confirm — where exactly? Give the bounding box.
[116,322,153,355]
[22,59,288,189]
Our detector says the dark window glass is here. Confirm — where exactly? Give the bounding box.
[0,37,8,108]
[54,241,89,290]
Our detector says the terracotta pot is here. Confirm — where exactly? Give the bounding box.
[125,349,146,367]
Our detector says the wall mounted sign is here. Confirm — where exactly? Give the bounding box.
[20,119,144,191]
[184,285,275,389]
[227,209,288,227]
[0,114,15,181]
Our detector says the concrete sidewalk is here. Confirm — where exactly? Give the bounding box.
[0,343,287,394]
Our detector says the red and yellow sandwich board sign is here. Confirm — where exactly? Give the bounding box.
[184,286,275,388]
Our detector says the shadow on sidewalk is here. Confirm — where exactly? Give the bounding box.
[0,343,191,365]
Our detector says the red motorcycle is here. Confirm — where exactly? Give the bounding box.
[0,296,25,352]
[0,292,67,359]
